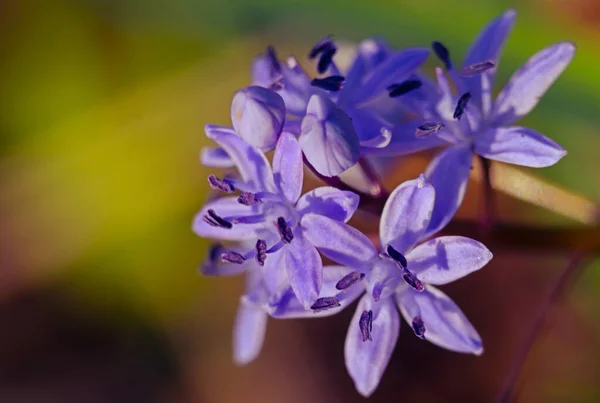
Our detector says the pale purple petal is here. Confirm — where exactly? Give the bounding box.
[285,229,323,309]
[462,9,516,116]
[345,295,400,397]
[424,145,473,237]
[192,197,263,241]
[200,146,235,168]
[231,86,286,149]
[396,286,483,355]
[301,213,378,267]
[364,120,447,157]
[345,107,391,144]
[260,247,287,295]
[300,95,360,177]
[407,236,493,285]
[351,48,430,103]
[491,42,576,125]
[272,132,303,203]
[266,266,364,319]
[380,175,435,253]
[279,57,314,116]
[205,124,276,193]
[475,126,567,167]
[233,299,268,365]
[296,186,360,223]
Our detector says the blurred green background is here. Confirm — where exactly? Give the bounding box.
[1,0,599,401]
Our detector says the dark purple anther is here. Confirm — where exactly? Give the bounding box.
[208,243,222,262]
[266,45,281,74]
[412,315,426,339]
[311,75,345,92]
[462,60,495,77]
[386,245,408,269]
[335,271,365,290]
[359,310,373,342]
[432,41,452,70]
[255,239,267,266]
[208,174,235,193]
[387,79,422,98]
[269,78,284,91]
[453,92,471,120]
[416,122,445,138]
[317,47,337,74]
[276,217,294,244]
[402,269,425,292]
[221,251,245,264]
[310,296,341,312]
[372,282,383,302]
[309,36,335,59]
[238,192,262,206]
[202,209,233,229]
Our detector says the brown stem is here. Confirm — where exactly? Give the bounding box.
[479,156,495,233]
[495,252,588,403]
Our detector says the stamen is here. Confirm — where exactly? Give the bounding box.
[310,296,341,312]
[208,174,235,193]
[412,315,426,339]
[386,245,408,269]
[221,251,245,264]
[317,47,337,74]
[238,192,262,206]
[335,271,365,290]
[372,282,383,302]
[432,41,452,70]
[266,45,281,74]
[453,92,471,120]
[255,239,267,266]
[359,310,373,342]
[202,209,233,229]
[208,243,222,262]
[416,122,445,138]
[462,60,495,77]
[276,217,294,244]
[308,36,334,59]
[269,78,284,91]
[387,79,422,98]
[402,268,425,292]
[311,75,345,92]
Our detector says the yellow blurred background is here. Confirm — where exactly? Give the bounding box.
[0,0,599,401]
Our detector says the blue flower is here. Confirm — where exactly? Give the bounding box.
[379,9,574,235]
[266,175,492,396]
[193,127,376,308]
[251,39,430,176]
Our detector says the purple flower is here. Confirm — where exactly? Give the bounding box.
[193,127,375,308]
[265,175,492,396]
[379,9,574,235]
[250,39,430,176]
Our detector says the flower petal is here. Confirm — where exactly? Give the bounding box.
[345,295,400,397]
[231,86,286,149]
[192,197,263,241]
[266,266,364,319]
[296,186,360,223]
[380,175,435,253]
[284,230,323,309]
[205,124,276,193]
[424,145,473,237]
[491,42,576,125]
[200,146,235,168]
[462,9,517,116]
[475,126,567,168]
[272,132,303,203]
[300,95,360,177]
[407,236,493,285]
[233,298,268,365]
[351,48,430,103]
[301,213,378,267]
[396,286,483,355]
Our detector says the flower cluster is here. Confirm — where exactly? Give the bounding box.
[193,9,574,397]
